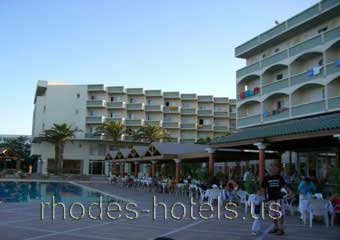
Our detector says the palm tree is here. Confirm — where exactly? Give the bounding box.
[133,125,170,143]
[39,123,79,175]
[96,119,125,148]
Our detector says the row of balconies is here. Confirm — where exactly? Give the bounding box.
[237,60,340,104]
[238,95,340,128]
[236,25,340,79]
[85,116,230,132]
[235,0,339,57]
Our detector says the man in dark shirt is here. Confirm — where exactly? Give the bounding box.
[261,165,289,236]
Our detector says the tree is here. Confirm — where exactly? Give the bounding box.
[133,125,170,143]
[39,123,79,175]
[96,120,125,149]
[0,136,31,171]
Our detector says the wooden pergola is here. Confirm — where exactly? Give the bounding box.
[0,148,23,171]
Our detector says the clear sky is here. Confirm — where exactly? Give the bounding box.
[0,0,319,135]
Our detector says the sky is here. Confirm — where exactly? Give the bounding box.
[0,0,319,135]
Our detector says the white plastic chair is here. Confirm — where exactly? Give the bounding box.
[308,199,329,228]
[206,188,221,205]
[198,187,206,203]
[314,193,323,200]
[283,193,296,216]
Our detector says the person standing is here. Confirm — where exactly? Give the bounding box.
[261,165,290,236]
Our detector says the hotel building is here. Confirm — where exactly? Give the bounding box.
[235,0,340,128]
[31,81,236,175]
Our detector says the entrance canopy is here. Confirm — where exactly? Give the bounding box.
[212,112,340,152]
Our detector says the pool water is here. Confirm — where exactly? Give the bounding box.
[0,181,113,203]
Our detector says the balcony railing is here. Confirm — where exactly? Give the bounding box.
[144,120,161,126]
[197,109,213,116]
[263,109,289,122]
[262,78,289,95]
[84,133,103,140]
[262,50,288,68]
[291,67,324,86]
[181,108,197,115]
[126,103,144,110]
[324,25,340,43]
[181,94,197,100]
[214,126,228,132]
[125,119,143,126]
[289,35,322,57]
[292,100,326,117]
[126,88,144,95]
[214,97,229,104]
[106,117,124,122]
[198,125,212,131]
[86,116,105,124]
[214,111,229,117]
[236,62,260,79]
[328,96,340,110]
[180,139,196,143]
[230,112,236,118]
[145,90,162,97]
[326,61,340,76]
[107,86,124,93]
[181,123,197,130]
[235,0,339,56]
[163,92,180,98]
[87,100,105,107]
[88,84,105,91]
[198,96,213,102]
[162,122,180,128]
[106,102,124,108]
[238,114,261,128]
[145,104,162,112]
[238,87,260,101]
[163,106,180,113]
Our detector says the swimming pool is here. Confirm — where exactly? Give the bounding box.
[0,181,113,203]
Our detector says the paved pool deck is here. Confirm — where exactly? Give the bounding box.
[0,180,339,240]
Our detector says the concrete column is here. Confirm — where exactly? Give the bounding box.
[206,147,216,177]
[134,162,139,177]
[174,159,181,183]
[151,161,157,178]
[104,161,109,176]
[82,158,90,175]
[254,142,268,183]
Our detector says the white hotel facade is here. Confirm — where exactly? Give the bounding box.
[31,81,236,175]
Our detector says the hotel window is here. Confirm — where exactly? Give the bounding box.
[129,98,134,103]
[111,96,115,102]
[317,26,328,34]
[75,109,79,114]
[262,53,266,59]
[43,106,46,112]
[42,123,45,130]
[147,99,152,105]
[165,101,170,107]
[77,93,80,98]
[199,119,204,125]
[111,112,116,118]
[276,73,283,80]
[318,59,323,66]
[275,48,280,53]
[89,111,94,116]
[244,85,248,91]
[91,95,95,100]
[276,100,284,110]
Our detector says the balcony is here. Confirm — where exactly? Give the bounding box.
[126,103,144,110]
[180,123,197,130]
[198,95,213,102]
[145,90,162,97]
[197,109,213,116]
[87,100,105,108]
[86,116,105,124]
[198,125,213,131]
[180,139,196,143]
[328,96,340,110]
[289,35,322,57]
[145,104,162,112]
[238,87,260,101]
[126,88,144,95]
[181,108,197,115]
[324,25,340,43]
[214,97,229,104]
[107,86,124,93]
[291,67,324,86]
[235,0,339,57]
[163,92,180,99]
[125,119,143,126]
[181,94,197,100]
[238,114,261,128]
[106,101,124,109]
[106,117,124,122]
[84,133,104,140]
[163,106,180,114]
[144,120,161,126]
[213,126,228,132]
[263,109,289,122]
[326,61,340,76]
[236,62,260,79]
[214,111,229,117]
[262,78,289,95]
[162,122,180,128]
[87,84,105,92]
[230,112,236,118]
[292,100,326,117]
[262,50,288,68]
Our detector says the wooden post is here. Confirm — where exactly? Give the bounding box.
[151,161,157,178]
[336,152,340,168]
[134,162,139,177]
[207,148,216,177]
[120,163,124,176]
[254,143,268,183]
[174,159,181,184]
[111,163,115,175]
